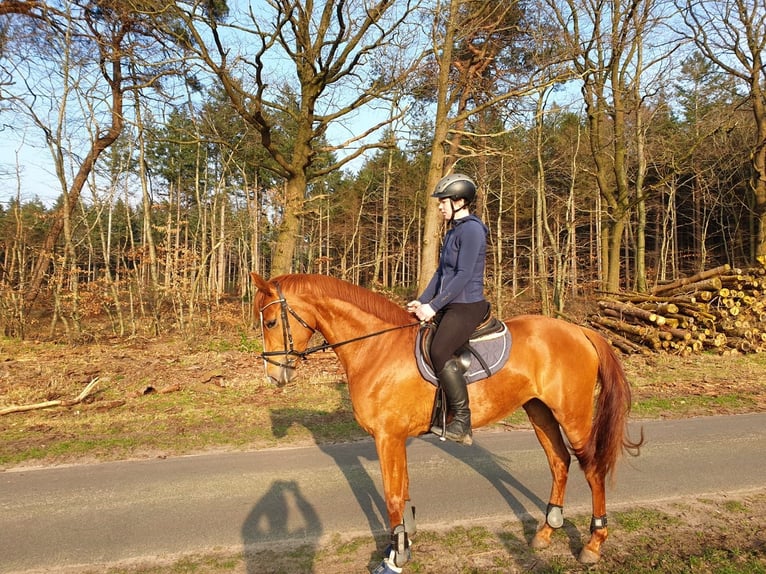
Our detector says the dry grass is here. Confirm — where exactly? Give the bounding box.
[2,335,766,468]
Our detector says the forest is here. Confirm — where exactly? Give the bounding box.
[1,0,765,340]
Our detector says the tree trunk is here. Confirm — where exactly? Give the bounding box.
[272,173,305,275]
[418,0,460,291]
[534,94,551,315]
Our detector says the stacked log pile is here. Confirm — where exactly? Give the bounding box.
[588,257,766,355]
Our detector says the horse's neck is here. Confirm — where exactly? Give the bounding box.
[316,298,411,389]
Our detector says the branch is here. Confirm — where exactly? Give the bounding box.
[0,0,46,17]
[0,377,100,416]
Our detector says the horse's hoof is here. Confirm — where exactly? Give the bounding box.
[530,532,551,549]
[578,547,601,564]
[370,558,403,574]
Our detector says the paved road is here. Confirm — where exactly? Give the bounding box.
[2,413,765,573]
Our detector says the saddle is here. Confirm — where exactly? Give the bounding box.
[415,311,512,386]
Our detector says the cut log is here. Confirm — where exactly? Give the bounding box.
[590,264,766,354]
[651,264,730,294]
[659,277,723,296]
[598,300,667,325]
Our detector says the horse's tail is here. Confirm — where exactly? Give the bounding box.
[580,327,644,479]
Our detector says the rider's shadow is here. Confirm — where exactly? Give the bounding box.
[427,436,586,551]
[241,479,322,574]
[268,403,586,570]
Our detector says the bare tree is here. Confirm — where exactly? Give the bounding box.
[681,0,766,260]
[417,0,566,289]
[165,0,425,276]
[545,0,672,291]
[0,0,57,18]
[0,1,182,307]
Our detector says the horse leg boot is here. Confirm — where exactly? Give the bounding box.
[430,358,472,444]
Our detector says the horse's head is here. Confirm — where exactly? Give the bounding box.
[251,272,317,385]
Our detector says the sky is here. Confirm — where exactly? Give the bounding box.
[0,0,582,211]
[0,130,61,208]
[0,0,400,210]
[0,111,388,210]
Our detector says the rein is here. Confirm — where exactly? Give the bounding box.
[258,281,420,370]
[295,322,421,357]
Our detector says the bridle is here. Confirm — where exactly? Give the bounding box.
[257,282,315,372]
[257,281,420,374]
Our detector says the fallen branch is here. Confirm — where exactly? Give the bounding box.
[0,377,100,416]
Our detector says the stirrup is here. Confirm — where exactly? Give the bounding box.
[429,422,445,438]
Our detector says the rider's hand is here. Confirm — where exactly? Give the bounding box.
[415,303,436,322]
[406,300,421,313]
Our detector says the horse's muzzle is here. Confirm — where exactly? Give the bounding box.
[266,362,296,386]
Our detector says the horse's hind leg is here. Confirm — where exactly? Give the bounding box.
[578,466,608,564]
[531,409,610,565]
[523,399,571,549]
[554,412,609,564]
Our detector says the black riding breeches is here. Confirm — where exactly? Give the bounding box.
[429,300,490,373]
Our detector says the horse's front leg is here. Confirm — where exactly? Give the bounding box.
[372,432,415,574]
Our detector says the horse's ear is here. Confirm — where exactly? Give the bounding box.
[250,272,273,295]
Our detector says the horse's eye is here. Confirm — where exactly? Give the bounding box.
[264,319,277,329]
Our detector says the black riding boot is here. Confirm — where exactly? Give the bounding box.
[430,358,472,444]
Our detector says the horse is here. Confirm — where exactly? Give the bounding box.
[251,272,642,573]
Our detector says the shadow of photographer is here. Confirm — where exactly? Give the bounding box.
[241,479,322,574]
[270,405,388,536]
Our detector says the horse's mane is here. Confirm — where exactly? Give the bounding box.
[276,274,411,325]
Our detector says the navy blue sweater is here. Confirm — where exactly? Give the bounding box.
[418,214,488,311]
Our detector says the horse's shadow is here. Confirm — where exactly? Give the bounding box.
[269,404,389,536]
[432,437,587,557]
[265,393,584,569]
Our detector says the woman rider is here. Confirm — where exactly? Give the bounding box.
[407,173,489,444]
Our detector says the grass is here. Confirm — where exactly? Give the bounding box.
[0,337,369,466]
[77,497,766,574]
[631,393,758,418]
[2,343,765,467]
[612,508,680,532]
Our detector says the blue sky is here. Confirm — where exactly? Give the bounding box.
[0,130,61,207]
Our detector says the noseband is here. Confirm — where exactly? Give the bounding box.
[257,281,420,375]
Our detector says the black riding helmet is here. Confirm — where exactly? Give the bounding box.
[431,173,477,204]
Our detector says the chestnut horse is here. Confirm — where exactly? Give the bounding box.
[251,272,641,573]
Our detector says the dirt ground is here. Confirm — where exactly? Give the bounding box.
[3,335,765,434]
[1,335,765,573]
